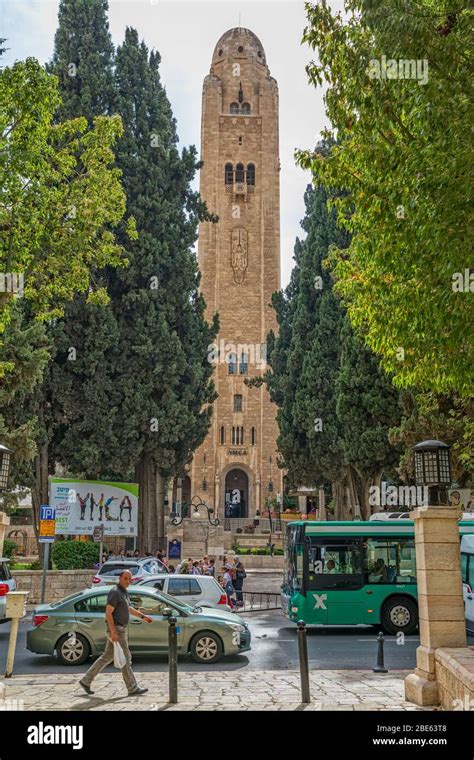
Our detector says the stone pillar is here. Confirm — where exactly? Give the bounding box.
[405,506,467,706]
[0,512,10,556]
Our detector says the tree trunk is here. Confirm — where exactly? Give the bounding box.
[332,480,344,520]
[31,443,49,565]
[156,469,166,552]
[135,453,158,554]
[347,469,361,520]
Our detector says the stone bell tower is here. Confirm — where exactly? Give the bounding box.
[190,27,283,521]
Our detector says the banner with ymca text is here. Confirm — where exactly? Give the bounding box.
[49,478,139,537]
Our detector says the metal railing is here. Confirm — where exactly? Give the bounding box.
[233,590,281,613]
[223,517,284,533]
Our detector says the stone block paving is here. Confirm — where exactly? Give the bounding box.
[0,670,437,711]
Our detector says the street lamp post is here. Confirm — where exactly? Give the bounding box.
[0,444,12,557]
[405,438,465,707]
[413,439,452,506]
[0,444,12,491]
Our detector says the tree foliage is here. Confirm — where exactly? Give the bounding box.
[0,58,128,335]
[298,0,473,395]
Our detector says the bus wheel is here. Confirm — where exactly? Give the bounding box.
[381,596,418,635]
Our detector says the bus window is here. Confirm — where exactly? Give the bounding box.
[364,538,416,584]
[284,524,304,591]
[307,537,363,590]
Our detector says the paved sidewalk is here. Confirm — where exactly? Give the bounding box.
[0,670,436,711]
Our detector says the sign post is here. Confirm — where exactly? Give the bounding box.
[93,524,104,567]
[39,505,56,604]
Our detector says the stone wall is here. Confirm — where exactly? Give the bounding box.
[236,555,284,570]
[0,512,10,556]
[435,647,474,710]
[12,570,94,605]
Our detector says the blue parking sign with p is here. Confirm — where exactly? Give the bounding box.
[40,505,55,521]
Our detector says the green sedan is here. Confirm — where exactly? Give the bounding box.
[27,586,251,665]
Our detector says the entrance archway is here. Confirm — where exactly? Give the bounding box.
[224,468,249,518]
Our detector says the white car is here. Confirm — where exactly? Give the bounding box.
[369,512,411,521]
[133,573,230,610]
[461,535,474,635]
[0,558,17,623]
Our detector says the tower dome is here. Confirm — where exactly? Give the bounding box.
[211,27,267,67]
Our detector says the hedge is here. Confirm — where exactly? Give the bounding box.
[2,538,16,558]
[52,540,100,570]
[236,547,284,556]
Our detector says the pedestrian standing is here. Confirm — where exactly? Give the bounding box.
[79,570,151,696]
[234,561,246,606]
[207,558,216,577]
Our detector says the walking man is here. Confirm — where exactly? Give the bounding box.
[79,570,151,696]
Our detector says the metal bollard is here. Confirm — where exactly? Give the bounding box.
[373,631,388,673]
[297,620,311,704]
[168,616,178,703]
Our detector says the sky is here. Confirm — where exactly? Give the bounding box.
[1,0,339,287]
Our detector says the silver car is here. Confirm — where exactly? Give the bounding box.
[92,557,169,586]
[0,558,17,623]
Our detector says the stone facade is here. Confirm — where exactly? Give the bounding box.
[190,28,283,521]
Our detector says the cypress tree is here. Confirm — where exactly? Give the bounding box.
[268,142,401,517]
[47,19,217,550]
[49,0,115,122]
[110,28,217,549]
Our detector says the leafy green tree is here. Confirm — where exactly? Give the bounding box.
[0,58,127,339]
[0,55,128,555]
[389,391,473,485]
[298,0,473,395]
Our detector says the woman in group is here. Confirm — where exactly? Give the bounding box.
[222,563,236,609]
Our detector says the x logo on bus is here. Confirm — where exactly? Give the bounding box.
[313,594,327,610]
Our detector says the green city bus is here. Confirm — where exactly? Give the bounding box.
[281,520,474,635]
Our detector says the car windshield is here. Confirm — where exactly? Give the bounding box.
[99,563,139,576]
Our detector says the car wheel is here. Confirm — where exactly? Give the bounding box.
[190,631,223,664]
[56,633,91,665]
[381,596,418,635]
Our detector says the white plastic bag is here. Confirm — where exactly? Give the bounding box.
[113,641,127,669]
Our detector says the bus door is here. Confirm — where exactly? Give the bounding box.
[307,537,365,625]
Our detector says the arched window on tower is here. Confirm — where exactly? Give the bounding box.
[220,426,226,445]
[241,102,251,115]
[229,102,239,114]
[246,163,255,186]
[228,352,237,375]
[225,163,233,185]
[251,427,256,445]
[235,163,244,183]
